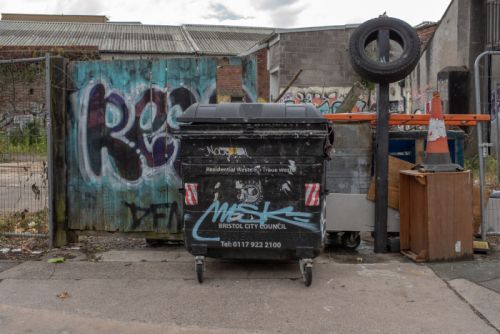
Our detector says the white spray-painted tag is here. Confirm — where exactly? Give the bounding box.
[428,118,447,141]
[455,241,461,253]
[288,160,297,174]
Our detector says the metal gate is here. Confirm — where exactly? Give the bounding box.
[0,54,52,245]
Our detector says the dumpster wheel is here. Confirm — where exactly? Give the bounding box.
[299,259,313,287]
[196,263,203,283]
[195,256,205,284]
[341,232,361,250]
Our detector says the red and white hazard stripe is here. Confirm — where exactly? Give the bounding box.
[305,183,320,206]
[185,183,198,205]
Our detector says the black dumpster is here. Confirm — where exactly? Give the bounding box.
[173,103,329,286]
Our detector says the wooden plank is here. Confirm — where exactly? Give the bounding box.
[409,176,428,256]
[71,229,184,240]
[399,173,411,250]
[366,156,416,209]
[415,139,425,164]
[426,172,473,261]
[50,56,74,247]
[401,250,428,263]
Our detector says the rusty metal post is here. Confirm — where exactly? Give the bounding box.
[374,29,390,253]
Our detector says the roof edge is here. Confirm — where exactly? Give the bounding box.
[275,24,360,34]
[238,43,268,56]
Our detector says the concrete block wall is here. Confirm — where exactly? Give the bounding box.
[277,29,357,88]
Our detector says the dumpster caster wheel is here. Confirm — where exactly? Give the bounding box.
[299,259,313,287]
[196,263,203,283]
[341,232,361,250]
[195,256,205,284]
[304,267,312,287]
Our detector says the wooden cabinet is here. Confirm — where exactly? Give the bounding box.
[399,170,473,262]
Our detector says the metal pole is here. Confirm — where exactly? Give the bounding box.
[374,29,390,253]
[45,52,53,250]
[1,232,49,238]
[496,82,499,184]
[0,57,46,64]
[474,51,500,241]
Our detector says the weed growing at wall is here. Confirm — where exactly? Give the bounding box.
[0,208,49,235]
[465,155,498,184]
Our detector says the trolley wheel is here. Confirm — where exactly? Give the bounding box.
[196,263,203,283]
[341,232,361,250]
[303,267,312,287]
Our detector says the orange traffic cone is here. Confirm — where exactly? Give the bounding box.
[418,92,463,172]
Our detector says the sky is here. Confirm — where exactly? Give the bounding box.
[1,0,453,28]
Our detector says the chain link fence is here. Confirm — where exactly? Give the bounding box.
[0,56,49,238]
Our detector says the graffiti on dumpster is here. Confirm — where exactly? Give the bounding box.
[188,201,317,241]
[206,146,249,157]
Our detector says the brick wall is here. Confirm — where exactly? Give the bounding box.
[216,58,244,102]
[217,65,242,90]
[0,46,100,129]
[277,29,357,88]
[253,48,270,102]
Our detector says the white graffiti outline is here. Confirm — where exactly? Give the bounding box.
[77,77,174,189]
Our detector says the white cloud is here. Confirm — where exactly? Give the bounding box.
[2,0,452,28]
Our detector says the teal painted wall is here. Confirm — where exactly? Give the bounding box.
[66,58,228,235]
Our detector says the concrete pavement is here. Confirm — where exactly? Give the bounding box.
[0,243,499,333]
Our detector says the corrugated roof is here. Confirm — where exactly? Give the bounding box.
[0,21,194,53]
[182,24,274,55]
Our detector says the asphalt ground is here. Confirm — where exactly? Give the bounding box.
[0,238,499,334]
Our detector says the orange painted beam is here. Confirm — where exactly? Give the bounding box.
[323,114,376,121]
[323,113,489,126]
[377,121,477,126]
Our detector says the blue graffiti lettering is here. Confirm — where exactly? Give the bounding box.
[192,201,317,241]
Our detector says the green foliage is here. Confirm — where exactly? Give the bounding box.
[0,118,47,157]
[465,155,498,183]
[0,61,45,84]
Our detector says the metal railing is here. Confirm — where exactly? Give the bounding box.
[487,1,500,48]
[474,50,500,240]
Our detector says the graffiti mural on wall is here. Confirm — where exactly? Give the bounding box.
[66,58,245,234]
[278,87,376,113]
[412,83,434,114]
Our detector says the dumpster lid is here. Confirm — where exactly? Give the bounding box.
[177,103,328,123]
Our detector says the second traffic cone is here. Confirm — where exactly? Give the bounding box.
[417,92,463,173]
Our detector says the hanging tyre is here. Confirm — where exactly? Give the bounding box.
[349,17,420,84]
